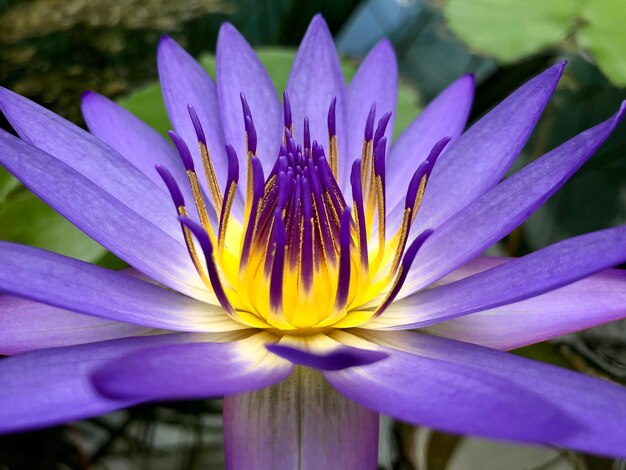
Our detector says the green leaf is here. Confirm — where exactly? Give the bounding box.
[0,193,106,262]
[1,157,109,263]
[120,46,421,139]
[444,0,583,63]
[394,80,422,139]
[248,48,296,94]
[512,342,570,368]
[578,0,626,87]
[0,167,21,203]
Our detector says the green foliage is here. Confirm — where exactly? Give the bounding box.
[0,189,107,262]
[577,0,626,87]
[0,167,19,202]
[0,162,107,262]
[395,80,422,140]
[445,0,582,62]
[444,0,626,87]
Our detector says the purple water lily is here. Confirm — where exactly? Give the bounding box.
[0,14,626,467]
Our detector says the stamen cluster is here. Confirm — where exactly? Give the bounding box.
[158,91,446,333]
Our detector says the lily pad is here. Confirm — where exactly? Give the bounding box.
[577,0,626,87]
[443,0,626,87]
[444,0,583,62]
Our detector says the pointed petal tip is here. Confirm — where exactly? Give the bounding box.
[306,13,331,37]
[217,21,238,38]
[520,61,567,94]
[217,21,248,51]
[600,100,626,132]
[449,73,475,96]
[311,12,325,24]
[0,86,16,111]
[157,34,185,59]
[370,37,395,57]
[543,61,567,83]
[157,34,181,65]
[461,73,475,86]
[607,100,626,131]
[0,87,23,116]
[438,74,474,105]
[158,34,173,45]
[555,60,567,75]
[80,90,97,102]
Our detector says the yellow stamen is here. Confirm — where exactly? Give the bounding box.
[387,209,411,280]
[244,151,254,220]
[329,134,338,178]
[412,174,428,223]
[218,182,238,254]
[324,191,340,227]
[373,175,386,269]
[374,265,405,316]
[187,169,216,243]
[177,205,212,290]
[199,141,223,211]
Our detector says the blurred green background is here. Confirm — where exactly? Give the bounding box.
[0,0,625,468]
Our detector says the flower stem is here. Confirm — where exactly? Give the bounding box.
[223,366,379,469]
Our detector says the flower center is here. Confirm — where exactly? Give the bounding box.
[158,92,446,333]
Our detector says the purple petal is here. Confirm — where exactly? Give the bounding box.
[92,332,292,400]
[325,330,573,447]
[223,367,378,470]
[0,242,246,333]
[0,131,209,299]
[385,74,474,221]
[216,23,282,173]
[267,342,388,371]
[424,254,507,285]
[371,225,626,330]
[427,267,626,350]
[81,91,190,192]
[341,39,397,191]
[0,334,197,434]
[355,330,626,458]
[287,15,346,167]
[401,102,626,296]
[157,36,237,216]
[0,87,180,239]
[0,295,155,355]
[412,63,565,232]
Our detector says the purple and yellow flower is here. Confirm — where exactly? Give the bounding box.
[1,14,626,467]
